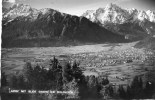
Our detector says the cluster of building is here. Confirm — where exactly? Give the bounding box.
[69,48,155,68]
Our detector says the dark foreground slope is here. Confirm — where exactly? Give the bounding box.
[2,4,128,48]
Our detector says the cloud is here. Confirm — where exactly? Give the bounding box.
[16,0,26,2]
[50,0,56,5]
[3,0,16,3]
[114,0,132,3]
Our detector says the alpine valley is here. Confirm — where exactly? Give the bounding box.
[2,3,155,100]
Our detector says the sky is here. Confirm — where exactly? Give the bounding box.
[2,0,155,16]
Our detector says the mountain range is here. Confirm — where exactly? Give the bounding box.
[2,3,127,47]
[2,3,155,47]
[82,3,155,40]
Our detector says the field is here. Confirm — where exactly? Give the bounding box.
[1,42,155,86]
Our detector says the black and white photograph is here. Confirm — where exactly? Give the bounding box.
[1,0,155,99]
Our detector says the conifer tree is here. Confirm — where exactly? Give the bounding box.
[1,72,7,87]
[23,62,33,88]
[17,74,26,89]
[9,75,18,88]
[126,85,132,99]
[62,62,73,83]
[144,81,154,98]
[118,85,126,99]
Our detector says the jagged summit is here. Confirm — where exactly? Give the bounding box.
[105,3,121,11]
[83,3,155,24]
[83,3,131,24]
[3,3,37,19]
[3,3,68,21]
[146,10,155,22]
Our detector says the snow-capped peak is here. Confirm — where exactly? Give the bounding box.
[92,3,130,24]
[83,3,155,24]
[40,8,52,14]
[3,3,39,20]
[82,10,96,22]
[105,3,120,11]
[146,10,155,22]
[137,10,148,21]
